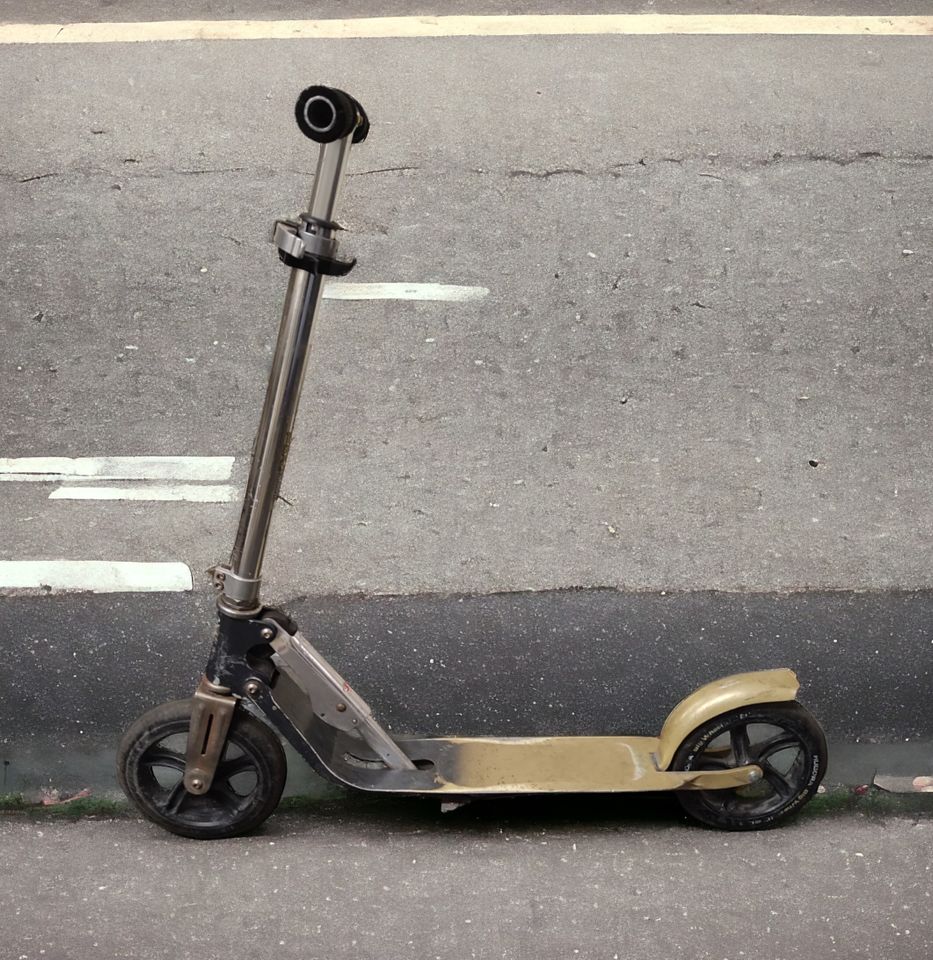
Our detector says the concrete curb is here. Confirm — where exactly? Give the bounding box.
[2,587,930,794]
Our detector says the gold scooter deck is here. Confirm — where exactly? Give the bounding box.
[397,735,761,793]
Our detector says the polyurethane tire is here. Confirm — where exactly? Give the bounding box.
[117,699,287,840]
[672,701,827,831]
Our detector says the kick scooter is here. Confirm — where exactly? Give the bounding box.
[118,86,828,838]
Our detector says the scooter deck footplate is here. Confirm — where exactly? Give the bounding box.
[393,735,757,794]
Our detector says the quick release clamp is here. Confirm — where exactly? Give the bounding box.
[272,214,355,276]
[271,85,369,278]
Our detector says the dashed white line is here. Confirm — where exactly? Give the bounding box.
[323,282,489,302]
[0,16,930,44]
[0,456,234,482]
[0,560,193,594]
[48,484,236,502]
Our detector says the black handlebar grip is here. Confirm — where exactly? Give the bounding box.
[295,86,369,144]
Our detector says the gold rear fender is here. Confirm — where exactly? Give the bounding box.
[655,668,800,770]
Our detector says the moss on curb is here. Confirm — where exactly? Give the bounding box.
[0,793,130,818]
[807,787,933,819]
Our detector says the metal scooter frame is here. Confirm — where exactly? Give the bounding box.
[179,86,799,803]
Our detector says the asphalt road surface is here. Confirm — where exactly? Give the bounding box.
[1,2,931,793]
[2,802,933,960]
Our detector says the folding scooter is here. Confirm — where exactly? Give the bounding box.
[118,87,828,838]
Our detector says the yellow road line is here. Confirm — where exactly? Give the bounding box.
[1,15,931,44]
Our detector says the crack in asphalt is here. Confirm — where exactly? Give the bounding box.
[508,167,587,179]
[16,172,59,183]
[757,150,933,167]
[5,165,419,183]
[5,151,933,185]
[508,151,933,180]
[349,165,420,177]
[171,166,247,175]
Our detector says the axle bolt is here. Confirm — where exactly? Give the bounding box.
[259,627,274,640]
[245,681,261,696]
[336,702,347,712]
[190,777,204,791]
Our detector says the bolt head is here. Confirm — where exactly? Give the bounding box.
[748,768,762,782]
[245,681,260,696]
[335,702,347,713]
[190,777,204,791]
[259,627,274,640]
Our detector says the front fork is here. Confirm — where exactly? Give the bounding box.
[182,677,237,794]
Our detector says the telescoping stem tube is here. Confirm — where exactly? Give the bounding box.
[308,137,354,221]
[227,139,351,602]
[229,268,323,587]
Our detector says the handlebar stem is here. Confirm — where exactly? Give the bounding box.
[218,130,357,614]
[308,137,355,223]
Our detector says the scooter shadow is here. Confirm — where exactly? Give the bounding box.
[270,791,688,837]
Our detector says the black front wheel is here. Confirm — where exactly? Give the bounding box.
[673,701,827,831]
[118,699,287,840]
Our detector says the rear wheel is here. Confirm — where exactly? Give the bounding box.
[672,701,826,831]
[118,699,287,840]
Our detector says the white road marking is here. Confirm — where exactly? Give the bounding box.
[48,484,236,502]
[0,560,192,593]
[0,16,931,44]
[0,474,76,482]
[0,456,234,482]
[323,282,489,302]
